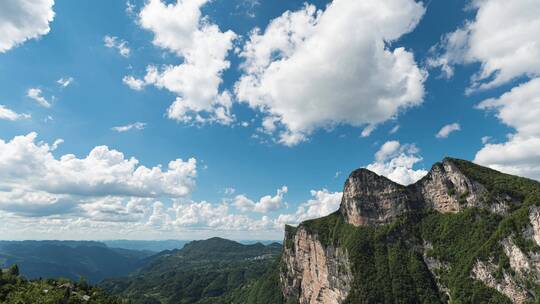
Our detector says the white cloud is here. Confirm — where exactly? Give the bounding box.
[429,0,540,180]
[57,77,74,88]
[0,132,198,217]
[236,0,260,18]
[126,0,136,15]
[429,0,540,91]
[27,88,51,108]
[81,197,151,223]
[366,140,428,185]
[122,76,145,91]
[126,0,237,125]
[224,187,236,195]
[50,138,63,151]
[148,200,276,231]
[360,125,376,138]
[436,122,461,138]
[111,122,146,132]
[235,0,426,146]
[104,35,131,57]
[481,136,492,144]
[0,105,30,121]
[0,0,55,53]
[234,186,288,213]
[276,189,342,225]
[389,125,400,134]
[474,77,540,180]
[147,201,171,228]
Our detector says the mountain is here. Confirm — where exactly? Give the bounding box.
[280,158,540,304]
[0,241,152,283]
[100,237,282,304]
[102,240,189,252]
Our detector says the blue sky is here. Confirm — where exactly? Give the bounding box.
[0,0,539,240]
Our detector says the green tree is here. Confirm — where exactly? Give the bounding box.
[8,264,19,276]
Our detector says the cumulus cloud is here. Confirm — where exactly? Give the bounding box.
[143,199,277,232]
[111,122,146,132]
[81,197,151,223]
[474,77,540,180]
[436,122,461,138]
[429,0,540,91]
[104,35,131,57]
[276,189,342,225]
[0,0,55,53]
[125,0,236,125]
[0,105,30,121]
[234,186,288,213]
[235,0,426,146]
[57,77,74,88]
[0,132,197,217]
[366,140,428,185]
[122,76,145,91]
[27,88,51,108]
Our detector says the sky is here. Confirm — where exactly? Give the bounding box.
[0,0,539,240]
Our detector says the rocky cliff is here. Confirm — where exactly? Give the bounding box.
[280,158,540,304]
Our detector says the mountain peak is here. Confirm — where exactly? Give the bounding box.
[339,166,414,226]
[338,157,522,227]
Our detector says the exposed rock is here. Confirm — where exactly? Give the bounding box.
[281,226,352,304]
[502,238,531,276]
[422,241,450,299]
[339,159,499,228]
[339,169,417,226]
[530,206,540,247]
[416,159,488,213]
[472,259,530,304]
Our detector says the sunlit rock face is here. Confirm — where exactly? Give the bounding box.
[416,159,490,213]
[339,168,418,226]
[280,226,352,304]
[340,158,511,228]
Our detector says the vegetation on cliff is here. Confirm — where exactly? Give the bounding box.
[283,158,540,303]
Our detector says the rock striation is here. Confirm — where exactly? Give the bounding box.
[281,226,352,304]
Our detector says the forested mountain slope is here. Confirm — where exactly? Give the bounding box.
[281,158,540,304]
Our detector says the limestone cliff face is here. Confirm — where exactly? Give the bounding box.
[472,259,530,304]
[280,158,538,304]
[280,226,352,304]
[339,168,418,226]
[416,159,488,213]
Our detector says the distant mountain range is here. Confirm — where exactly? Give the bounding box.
[102,240,189,252]
[100,237,282,304]
[0,240,152,283]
